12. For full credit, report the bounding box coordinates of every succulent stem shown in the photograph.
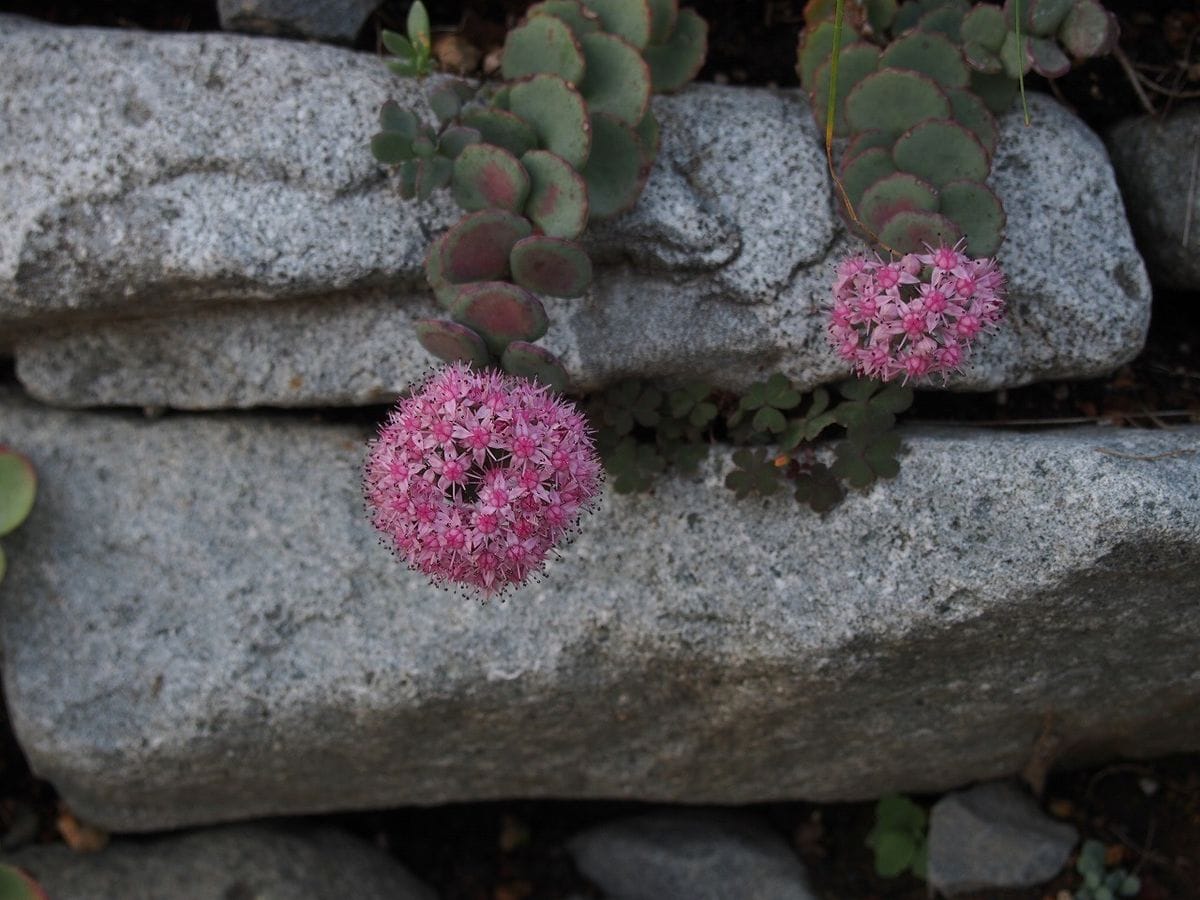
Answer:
[1014,0,1031,125]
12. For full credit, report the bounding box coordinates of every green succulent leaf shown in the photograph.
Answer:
[414,318,493,367]
[372,132,415,165]
[501,14,586,84]
[0,863,48,900]
[580,31,653,126]
[580,0,653,49]
[379,101,419,137]
[500,341,570,392]
[581,112,646,221]
[0,449,37,537]
[460,108,539,158]
[528,0,603,35]
[522,149,590,239]
[382,29,415,61]
[450,281,549,355]
[510,74,592,169]
[644,8,708,93]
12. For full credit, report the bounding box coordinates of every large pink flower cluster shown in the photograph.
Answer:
[828,243,1006,382]
[363,364,602,597]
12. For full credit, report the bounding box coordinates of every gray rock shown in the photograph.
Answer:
[928,781,1078,895]
[2,391,1199,830]
[1107,107,1200,289]
[0,18,1149,406]
[567,811,816,900]
[2,824,435,899]
[218,0,378,43]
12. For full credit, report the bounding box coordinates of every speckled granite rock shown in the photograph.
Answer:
[0,17,1148,406]
[928,781,1078,896]
[2,824,435,899]
[1107,107,1200,290]
[567,811,817,900]
[1,391,1198,830]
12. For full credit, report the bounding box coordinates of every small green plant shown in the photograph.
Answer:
[586,375,910,511]
[866,794,929,880]
[373,0,709,392]
[1074,840,1141,900]
[0,447,37,585]
[381,1,434,78]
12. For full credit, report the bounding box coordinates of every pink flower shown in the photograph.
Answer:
[363,363,602,598]
[826,242,1006,383]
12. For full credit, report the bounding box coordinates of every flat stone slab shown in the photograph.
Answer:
[2,391,1199,830]
[2,824,435,899]
[0,17,1150,406]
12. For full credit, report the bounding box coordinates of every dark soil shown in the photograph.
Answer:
[1,1,1198,898]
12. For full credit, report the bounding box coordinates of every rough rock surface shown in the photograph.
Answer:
[1107,108,1200,290]
[218,0,378,43]
[2,391,1199,830]
[0,17,1149,407]
[567,811,817,900]
[927,781,1078,896]
[2,824,435,899]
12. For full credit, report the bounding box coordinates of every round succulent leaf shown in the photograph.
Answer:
[915,4,965,39]
[452,143,531,213]
[647,0,679,43]
[510,74,592,169]
[580,0,652,49]
[865,0,898,33]
[437,125,482,160]
[379,101,419,137]
[644,8,708,93]
[810,43,882,137]
[890,0,926,33]
[415,318,493,367]
[841,147,898,208]
[522,149,589,238]
[371,132,414,165]
[438,209,533,285]
[501,341,570,392]
[1028,0,1075,35]
[510,235,593,297]
[0,449,36,537]
[963,40,1004,74]
[580,32,652,126]
[796,19,856,90]
[962,4,1007,49]
[450,281,549,355]
[878,209,963,254]
[412,132,436,158]
[893,119,989,187]
[460,108,538,158]
[501,15,586,84]
[1000,31,1032,77]
[528,0,602,34]
[846,129,894,160]
[859,172,939,235]
[879,31,969,88]
[1028,35,1070,77]
[845,69,952,136]
[937,179,1005,256]
[634,109,661,169]
[1059,0,1118,57]
[948,88,998,158]
[970,69,1019,113]
[804,0,837,22]
[490,84,513,110]
[414,156,453,201]
[581,112,646,221]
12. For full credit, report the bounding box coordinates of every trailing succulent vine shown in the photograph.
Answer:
[796,0,1118,256]
[371,0,708,392]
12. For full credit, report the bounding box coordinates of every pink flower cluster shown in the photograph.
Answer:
[363,363,602,597]
[828,243,1006,382]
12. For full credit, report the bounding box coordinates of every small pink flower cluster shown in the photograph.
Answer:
[363,363,602,597]
[828,243,1007,382]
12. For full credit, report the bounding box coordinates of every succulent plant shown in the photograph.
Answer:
[1074,839,1141,900]
[381,0,434,77]
[374,0,708,390]
[866,795,929,880]
[0,447,37,585]
[797,0,1116,257]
